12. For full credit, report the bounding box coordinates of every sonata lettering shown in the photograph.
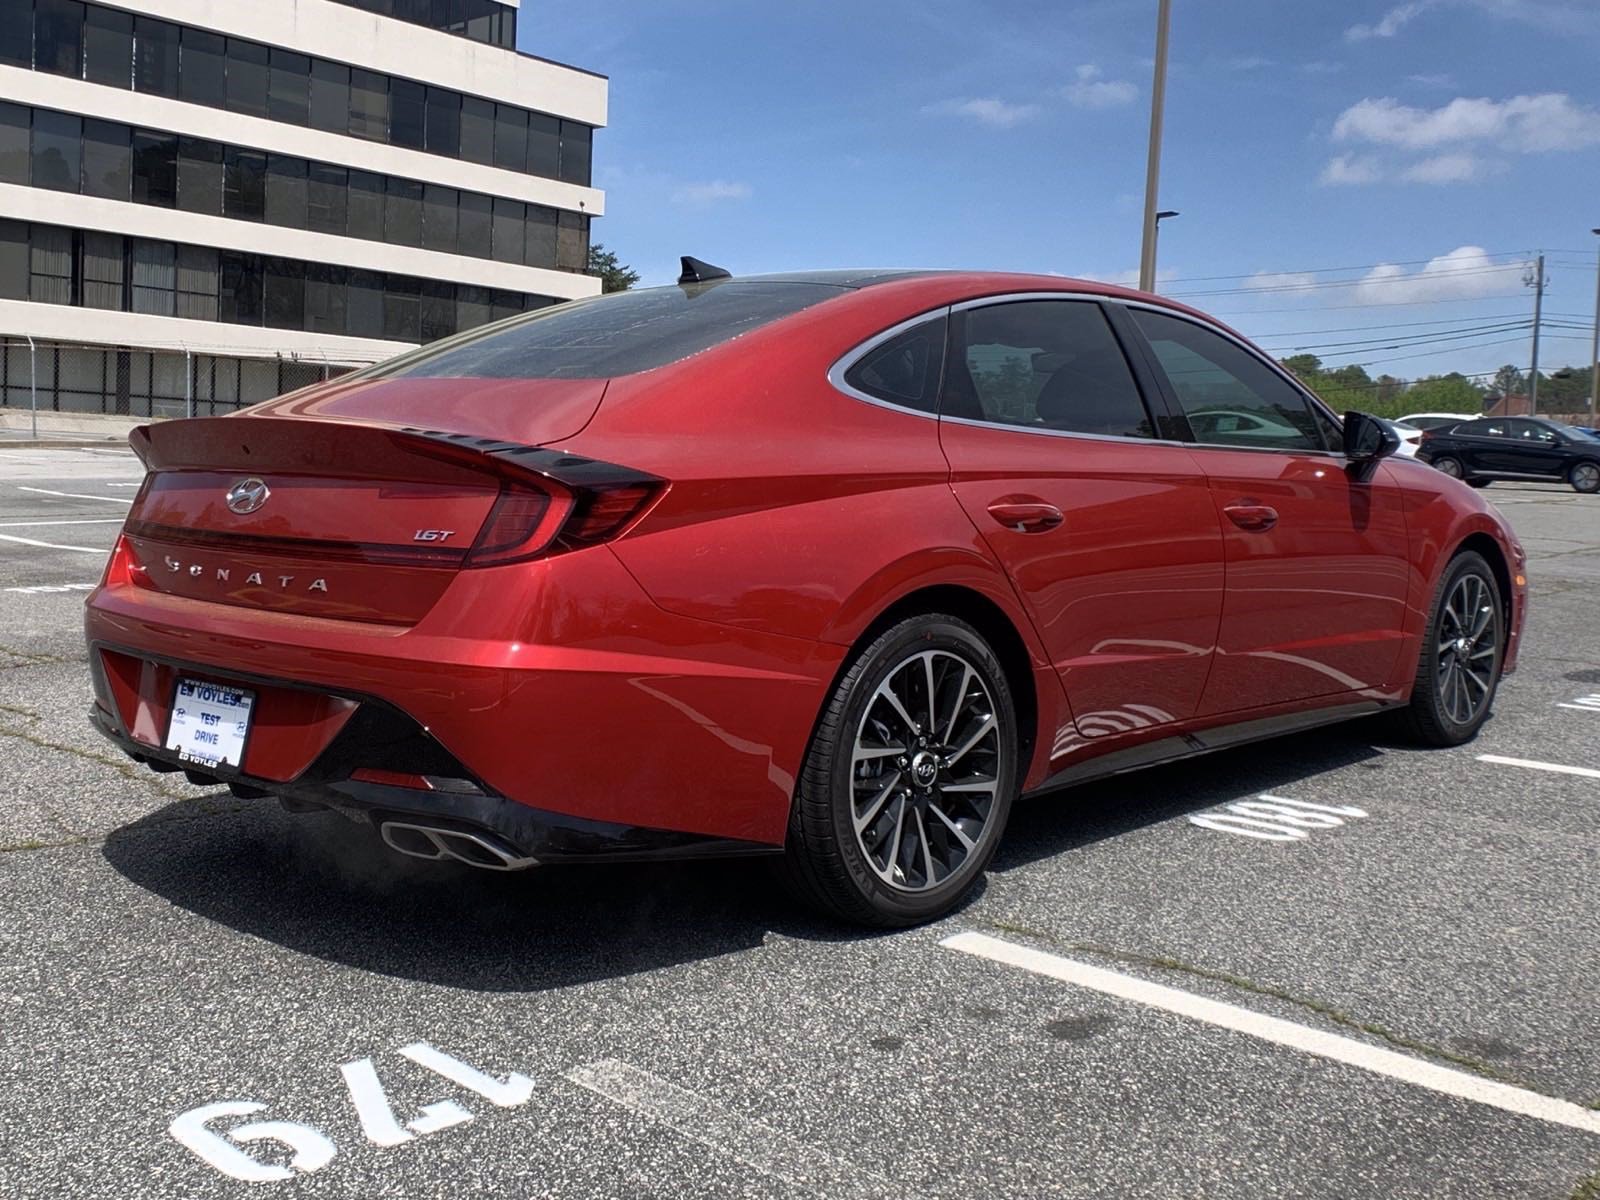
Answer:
[159,561,330,594]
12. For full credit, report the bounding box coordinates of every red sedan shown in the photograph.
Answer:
[85,263,1527,925]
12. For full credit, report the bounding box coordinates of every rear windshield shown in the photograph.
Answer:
[371,281,849,381]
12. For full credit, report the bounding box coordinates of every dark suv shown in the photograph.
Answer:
[1419,416,1600,493]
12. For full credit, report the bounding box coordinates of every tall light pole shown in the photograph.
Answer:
[1150,211,1179,291]
[1137,0,1173,293]
[1526,253,1545,416]
[1589,228,1599,426]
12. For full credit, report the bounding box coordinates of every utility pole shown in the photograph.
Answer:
[1137,0,1173,293]
[1526,253,1545,416]
[1589,229,1599,426]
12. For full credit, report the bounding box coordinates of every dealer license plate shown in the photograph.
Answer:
[165,678,254,769]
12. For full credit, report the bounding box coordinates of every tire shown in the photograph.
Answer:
[1396,550,1504,747]
[782,613,1019,927]
[1466,479,1490,489]
[1432,456,1464,480]
[1569,461,1600,494]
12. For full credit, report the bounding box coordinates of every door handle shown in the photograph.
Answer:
[1223,503,1279,532]
[986,500,1064,533]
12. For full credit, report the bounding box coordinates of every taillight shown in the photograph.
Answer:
[1420,429,1436,441]
[99,533,135,588]
[465,484,566,567]
[463,478,663,567]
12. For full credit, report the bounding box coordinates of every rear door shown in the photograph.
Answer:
[937,296,1225,748]
[1502,419,1568,477]
[1125,307,1412,714]
[1450,418,1511,473]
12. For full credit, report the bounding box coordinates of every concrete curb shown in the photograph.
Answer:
[0,439,133,450]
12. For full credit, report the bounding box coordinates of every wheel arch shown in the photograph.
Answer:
[814,581,1060,790]
[1454,531,1513,628]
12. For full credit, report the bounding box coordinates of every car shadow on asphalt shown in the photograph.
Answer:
[100,797,868,994]
[991,720,1388,873]
[100,720,1393,991]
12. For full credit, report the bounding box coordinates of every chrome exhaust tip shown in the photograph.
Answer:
[379,821,537,871]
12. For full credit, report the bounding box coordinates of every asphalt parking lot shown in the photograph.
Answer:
[2,446,1599,1199]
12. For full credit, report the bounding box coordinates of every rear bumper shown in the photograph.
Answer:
[85,545,840,848]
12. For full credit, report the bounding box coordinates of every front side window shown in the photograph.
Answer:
[1457,419,1506,438]
[841,315,946,414]
[1132,309,1320,451]
[1511,419,1558,444]
[946,300,1152,438]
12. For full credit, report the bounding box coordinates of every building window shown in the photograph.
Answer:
[263,258,305,330]
[420,280,455,342]
[459,97,494,166]
[457,191,491,259]
[131,130,177,206]
[385,176,423,247]
[83,6,132,89]
[219,250,263,325]
[456,284,491,333]
[425,88,459,157]
[494,104,527,173]
[491,197,524,265]
[307,163,348,236]
[527,114,559,179]
[347,269,384,339]
[0,222,29,301]
[383,275,420,341]
[559,122,592,187]
[304,263,347,335]
[348,69,388,141]
[130,238,176,315]
[179,28,225,108]
[35,0,84,79]
[81,230,124,311]
[556,211,588,272]
[223,147,266,221]
[176,245,219,321]
[421,184,458,255]
[525,206,557,269]
[31,110,81,194]
[308,59,350,134]
[225,38,270,119]
[0,104,31,185]
[0,10,31,68]
[81,118,131,201]
[390,78,426,151]
[29,226,74,305]
[268,49,311,125]
[347,170,384,240]
[177,137,223,216]
[133,17,179,98]
[265,155,308,229]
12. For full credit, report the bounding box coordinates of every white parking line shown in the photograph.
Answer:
[15,486,131,503]
[0,532,108,554]
[0,519,125,528]
[4,583,94,594]
[942,931,1600,1137]
[1476,755,1600,780]
[565,1059,887,1197]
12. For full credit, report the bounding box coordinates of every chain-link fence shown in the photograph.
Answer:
[0,338,380,432]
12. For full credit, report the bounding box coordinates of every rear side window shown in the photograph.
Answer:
[1133,310,1321,452]
[372,281,848,380]
[841,314,946,413]
[944,300,1152,438]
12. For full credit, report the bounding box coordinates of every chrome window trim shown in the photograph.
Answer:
[1114,297,1349,459]
[826,290,1165,445]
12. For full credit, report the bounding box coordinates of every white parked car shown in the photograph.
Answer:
[1386,420,1423,458]
[1396,412,1475,432]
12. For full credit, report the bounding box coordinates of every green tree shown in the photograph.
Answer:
[587,244,641,293]
[1403,373,1485,414]
[1492,364,1525,398]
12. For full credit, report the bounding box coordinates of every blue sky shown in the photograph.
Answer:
[530,0,1600,386]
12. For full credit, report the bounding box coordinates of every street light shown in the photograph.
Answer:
[1137,0,1173,292]
[1589,227,1599,425]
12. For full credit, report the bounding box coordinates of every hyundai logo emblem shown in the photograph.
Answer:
[225,477,270,516]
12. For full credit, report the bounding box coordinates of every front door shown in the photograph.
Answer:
[1127,307,1412,714]
[937,297,1225,757]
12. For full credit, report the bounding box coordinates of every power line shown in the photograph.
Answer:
[1159,249,1535,285]
[1326,335,1534,370]
[1255,320,1533,353]
[1169,264,1527,300]
[1204,291,1530,318]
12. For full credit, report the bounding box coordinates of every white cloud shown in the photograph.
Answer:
[1301,61,1345,75]
[1078,267,1176,289]
[1399,152,1489,183]
[671,179,752,205]
[1346,1,1437,40]
[1333,92,1600,152]
[1319,154,1383,185]
[922,97,1040,128]
[1063,65,1138,110]
[1352,246,1526,305]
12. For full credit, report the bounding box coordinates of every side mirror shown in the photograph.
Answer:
[1343,411,1400,463]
